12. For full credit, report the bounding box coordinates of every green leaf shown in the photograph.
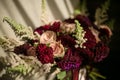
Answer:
[7,64,31,75]
[57,71,66,80]
[89,73,97,80]
[91,71,106,79]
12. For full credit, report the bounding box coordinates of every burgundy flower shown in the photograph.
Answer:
[57,34,76,47]
[50,21,60,32]
[99,28,112,43]
[93,42,110,62]
[83,28,96,48]
[99,28,110,37]
[57,48,82,70]
[76,47,94,63]
[37,44,54,64]
[75,15,92,27]
[14,43,31,55]
[34,25,51,35]
[43,24,51,30]
[26,47,36,57]
[64,15,92,28]
[64,18,75,23]
[34,22,60,35]
[34,26,44,35]
[99,25,112,38]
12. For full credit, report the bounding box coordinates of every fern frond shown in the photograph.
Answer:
[0,52,52,80]
[3,17,35,41]
[95,0,110,25]
[0,36,21,52]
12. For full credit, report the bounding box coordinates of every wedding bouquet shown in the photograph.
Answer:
[0,0,112,80]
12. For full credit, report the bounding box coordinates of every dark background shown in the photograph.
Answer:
[86,0,120,80]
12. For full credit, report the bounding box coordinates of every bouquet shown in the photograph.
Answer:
[0,0,112,80]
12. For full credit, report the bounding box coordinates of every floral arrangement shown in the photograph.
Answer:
[0,0,112,80]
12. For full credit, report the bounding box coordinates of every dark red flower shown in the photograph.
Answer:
[64,15,92,28]
[34,26,45,35]
[34,21,60,35]
[57,34,76,47]
[75,15,92,27]
[76,47,94,63]
[99,28,111,43]
[57,48,82,70]
[14,43,31,55]
[93,42,110,62]
[37,44,54,64]
[26,47,36,57]
[34,24,51,35]
[50,21,60,32]
[43,25,51,30]
[83,28,96,48]
[64,18,75,23]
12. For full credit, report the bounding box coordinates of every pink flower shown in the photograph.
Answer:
[40,31,56,44]
[37,44,54,64]
[50,41,65,58]
[60,22,76,33]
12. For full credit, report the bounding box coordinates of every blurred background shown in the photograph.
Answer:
[86,0,120,80]
[0,0,120,80]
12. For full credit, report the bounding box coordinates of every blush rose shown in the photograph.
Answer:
[61,22,76,33]
[40,31,56,44]
[50,41,65,58]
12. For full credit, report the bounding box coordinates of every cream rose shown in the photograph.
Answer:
[40,31,56,44]
[50,41,65,58]
[61,22,76,33]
